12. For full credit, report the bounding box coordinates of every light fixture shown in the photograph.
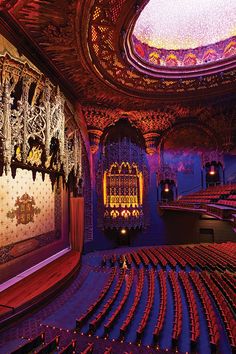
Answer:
[164,183,169,192]
[120,228,127,235]
[209,165,215,175]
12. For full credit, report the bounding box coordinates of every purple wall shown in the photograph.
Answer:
[86,150,236,252]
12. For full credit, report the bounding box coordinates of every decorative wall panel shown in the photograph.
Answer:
[0,169,61,263]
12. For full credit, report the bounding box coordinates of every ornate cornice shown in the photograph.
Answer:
[82,101,236,152]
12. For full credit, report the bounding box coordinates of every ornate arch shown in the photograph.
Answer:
[158,120,219,152]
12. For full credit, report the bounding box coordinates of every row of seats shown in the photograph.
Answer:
[104,269,134,335]
[222,271,236,292]
[200,271,236,350]
[210,272,236,312]
[11,336,131,354]
[227,194,236,200]
[192,244,236,270]
[120,268,144,338]
[153,270,167,341]
[89,270,125,333]
[217,199,236,207]
[76,268,116,328]
[178,271,200,346]
[198,245,230,269]
[90,244,236,350]
[189,271,220,349]
[142,248,158,266]
[180,184,236,199]
[136,269,155,342]
[130,251,141,267]
[136,249,149,267]
[163,184,236,212]
[11,334,71,354]
[148,248,167,268]
[108,242,235,271]
[168,271,182,344]
[171,246,196,268]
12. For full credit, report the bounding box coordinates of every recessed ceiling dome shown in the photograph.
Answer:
[130,0,236,68]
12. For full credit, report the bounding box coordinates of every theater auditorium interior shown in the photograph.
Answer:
[0,1,236,353]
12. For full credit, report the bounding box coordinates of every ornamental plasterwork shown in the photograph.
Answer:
[83,105,177,135]
[0,54,82,181]
[4,0,236,109]
[86,0,236,97]
[83,101,236,155]
[7,193,41,225]
[0,0,18,10]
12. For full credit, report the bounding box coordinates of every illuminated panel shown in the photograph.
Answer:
[133,0,236,50]
[103,162,143,210]
[103,171,107,205]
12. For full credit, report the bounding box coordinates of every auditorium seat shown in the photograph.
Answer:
[59,340,77,354]
[10,333,45,354]
[153,270,167,342]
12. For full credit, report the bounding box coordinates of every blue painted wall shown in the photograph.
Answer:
[84,151,236,253]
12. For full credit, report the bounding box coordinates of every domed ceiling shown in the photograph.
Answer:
[131,0,236,67]
[2,0,236,108]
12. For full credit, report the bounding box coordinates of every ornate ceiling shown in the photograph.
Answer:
[0,0,236,156]
[131,0,236,69]
[133,0,236,51]
[0,0,235,111]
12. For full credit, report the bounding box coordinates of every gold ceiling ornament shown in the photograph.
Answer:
[0,54,82,181]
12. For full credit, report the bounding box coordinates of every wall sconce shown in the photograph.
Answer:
[164,183,169,192]
[209,165,215,175]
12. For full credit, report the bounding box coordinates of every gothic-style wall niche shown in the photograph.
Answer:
[96,119,148,231]
[158,123,219,196]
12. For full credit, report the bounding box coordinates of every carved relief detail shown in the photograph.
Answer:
[0,54,82,181]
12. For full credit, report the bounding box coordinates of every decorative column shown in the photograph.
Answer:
[88,128,103,154]
[143,132,160,155]
[2,82,12,175]
[21,77,31,163]
[43,80,52,161]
